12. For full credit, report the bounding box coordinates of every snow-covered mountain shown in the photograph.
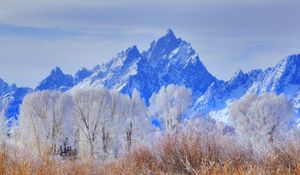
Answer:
[35,66,99,92]
[71,29,217,103]
[195,54,300,120]
[247,54,300,96]
[71,46,143,92]
[194,69,261,114]
[1,29,300,123]
[35,67,74,91]
[248,54,300,114]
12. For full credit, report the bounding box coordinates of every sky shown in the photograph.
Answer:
[0,0,300,87]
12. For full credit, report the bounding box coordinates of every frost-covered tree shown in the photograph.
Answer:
[73,88,151,159]
[0,111,7,145]
[16,87,151,160]
[72,88,111,158]
[229,93,295,157]
[149,84,192,132]
[125,90,150,152]
[102,90,151,158]
[105,92,126,158]
[19,91,74,156]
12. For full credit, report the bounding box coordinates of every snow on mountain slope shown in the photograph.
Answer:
[248,54,300,115]
[0,79,17,97]
[71,45,142,93]
[0,79,32,125]
[0,79,16,112]
[2,87,32,126]
[194,69,262,114]
[72,29,217,103]
[196,54,300,120]
[247,54,300,96]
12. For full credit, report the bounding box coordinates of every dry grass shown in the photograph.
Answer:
[0,144,104,175]
[104,133,300,175]
[1,133,300,175]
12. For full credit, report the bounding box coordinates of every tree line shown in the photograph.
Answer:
[0,84,298,161]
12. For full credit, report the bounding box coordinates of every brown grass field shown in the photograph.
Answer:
[1,133,300,175]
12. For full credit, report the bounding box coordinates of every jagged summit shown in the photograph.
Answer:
[145,29,182,60]
[74,67,93,84]
[51,66,64,74]
[244,54,300,94]
[125,45,140,56]
[72,29,217,102]
[102,45,142,71]
[166,28,175,36]
[112,45,141,66]
[35,66,74,91]
[273,54,300,76]
[232,69,243,77]
[281,54,300,65]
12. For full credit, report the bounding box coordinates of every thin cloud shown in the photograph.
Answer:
[0,0,299,87]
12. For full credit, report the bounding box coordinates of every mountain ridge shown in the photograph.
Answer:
[0,29,299,122]
[195,54,300,120]
[71,29,217,103]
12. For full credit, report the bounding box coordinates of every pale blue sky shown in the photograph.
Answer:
[0,0,300,87]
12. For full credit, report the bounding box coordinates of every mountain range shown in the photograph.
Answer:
[0,29,299,123]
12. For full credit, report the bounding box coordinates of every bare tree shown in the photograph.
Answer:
[17,87,152,160]
[149,84,192,132]
[126,89,150,152]
[19,91,73,157]
[72,88,111,158]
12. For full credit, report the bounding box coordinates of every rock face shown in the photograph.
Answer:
[2,29,300,123]
[0,79,32,125]
[72,29,217,103]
